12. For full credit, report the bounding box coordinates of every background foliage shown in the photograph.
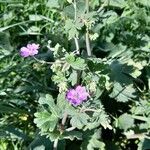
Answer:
[0,0,150,149]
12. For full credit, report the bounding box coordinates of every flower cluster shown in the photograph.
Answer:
[20,43,39,57]
[66,85,89,106]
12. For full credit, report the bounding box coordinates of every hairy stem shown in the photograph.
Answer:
[74,37,80,54]
[85,31,91,56]
[74,0,77,21]
[33,56,65,65]
[80,108,98,113]
[73,0,80,54]
[97,0,109,12]
[33,56,54,64]
[61,112,68,126]
[85,0,91,56]
[85,0,89,13]
[53,94,69,149]
[126,132,150,140]
[53,139,58,150]
[66,126,76,132]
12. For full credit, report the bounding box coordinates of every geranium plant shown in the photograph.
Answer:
[1,0,150,149]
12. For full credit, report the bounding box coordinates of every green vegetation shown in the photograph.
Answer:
[0,0,150,149]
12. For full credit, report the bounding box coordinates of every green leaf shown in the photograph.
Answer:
[90,0,100,8]
[76,2,86,15]
[63,5,74,18]
[102,11,118,25]
[34,111,58,132]
[47,0,59,8]
[110,82,136,102]
[68,70,78,86]
[29,15,43,21]
[63,2,85,19]
[81,129,105,150]
[39,94,59,117]
[107,0,126,8]
[138,138,150,150]
[38,130,60,141]
[39,94,54,106]
[107,43,127,58]
[65,53,86,70]
[65,53,75,63]
[70,58,86,70]
[64,19,79,39]
[47,114,59,132]
[67,0,72,3]
[0,21,30,32]
[70,113,89,129]
[56,93,71,116]
[0,125,30,141]
[64,19,74,31]
[68,27,78,39]
[146,66,150,90]
[0,103,28,114]
[137,0,150,7]
[85,109,111,130]
[87,58,109,72]
[52,71,67,84]
[28,134,53,150]
[66,106,78,116]
[0,32,13,51]
[61,131,82,140]
[117,113,134,131]
[57,140,66,150]
[3,12,13,21]
[110,60,133,84]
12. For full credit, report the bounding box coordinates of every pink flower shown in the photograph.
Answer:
[66,85,89,106]
[20,47,31,57]
[20,43,39,57]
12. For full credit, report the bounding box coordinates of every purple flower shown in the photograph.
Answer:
[20,43,39,57]
[66,85,89,106]
[20,47,31,57]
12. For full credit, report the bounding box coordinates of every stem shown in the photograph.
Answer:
[97,0,109,13]
[53,139,58,150]
[33,56,54,65]
[85,31,91,56]
[82,108,97,112]
[66,126,76,132]
[74,37,80,54]
[33,56,65,65]
[132,115,148,122]
[85,0,89,13]
[126,132,150,140]
[61,112,68,126]
[53,106,68,149]
[73,0,80,54]
[74,0,77,21]
[85,0,91,56]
